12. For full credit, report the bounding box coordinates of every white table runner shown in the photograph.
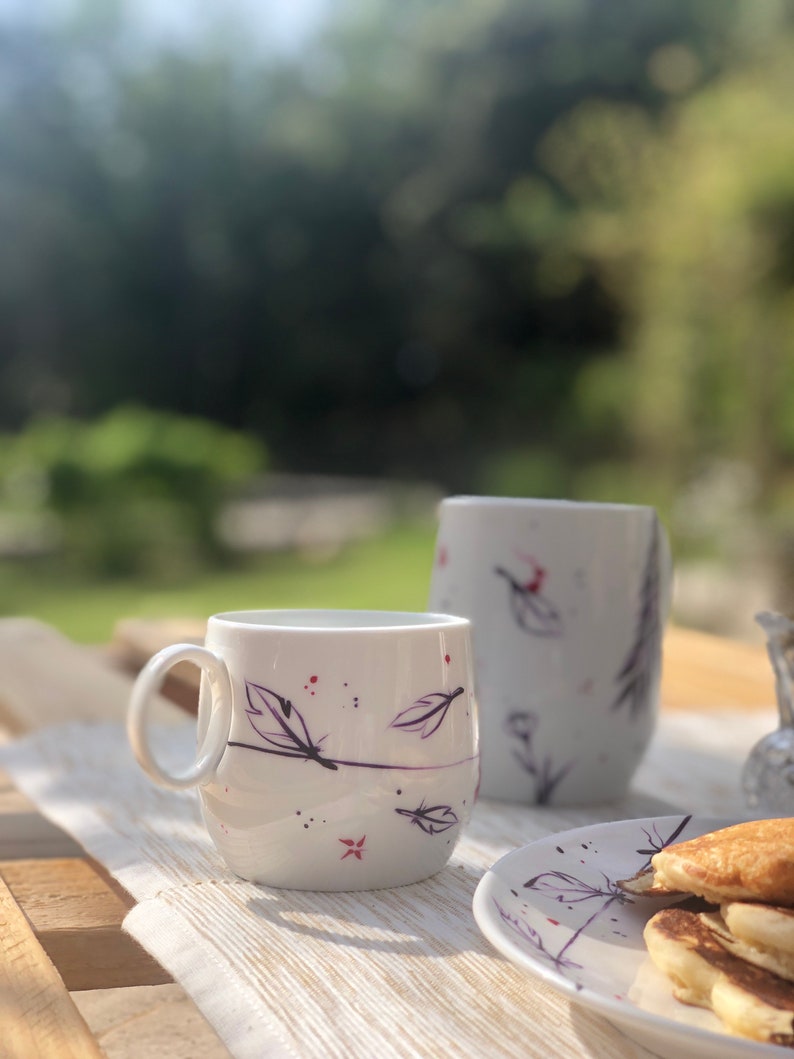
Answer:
[0,709,774,1059]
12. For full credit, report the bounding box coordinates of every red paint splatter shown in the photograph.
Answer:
[437,545,448,567]
[310,675,318,683]
[444,653,451,664]
[339,836,366,860]
[547,918,559,926]
[525,567,546,593]
[515,551,546,593]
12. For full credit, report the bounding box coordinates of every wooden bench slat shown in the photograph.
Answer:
[0,873,105,1057]
[0,858,171,992]
[0,811,84,861]
[661,625,773,709]
[111,617,204,714]
[0,618,186,735]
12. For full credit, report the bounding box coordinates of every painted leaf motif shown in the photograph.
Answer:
[494,567,563,638]
[524,870,623,904]
[245,683,300,742]
[510,589,563,638]
[612,521,662,719]
[252,728,305,752]
[389,686,464,738]
[244,681,337,770]
[395,802,459,834]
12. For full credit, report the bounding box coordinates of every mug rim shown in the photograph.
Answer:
[208,609,470,632]
[440,495,655,513]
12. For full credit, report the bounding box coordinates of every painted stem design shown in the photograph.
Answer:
[504,711,574,804]
[226,740,478,772]
[232,680,476,771]
[502,816,695,977]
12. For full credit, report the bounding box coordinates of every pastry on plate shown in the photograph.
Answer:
[702,903,794,984]
[619,818,794,906]
[644,906,794,1045]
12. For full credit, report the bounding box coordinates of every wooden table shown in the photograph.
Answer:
[0,620,228,1058]
[0,618,776,1058]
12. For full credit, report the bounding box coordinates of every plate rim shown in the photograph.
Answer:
[472,814,784,1057]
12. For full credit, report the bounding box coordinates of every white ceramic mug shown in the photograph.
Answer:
[128,609,479,890]
[428,498,672,805]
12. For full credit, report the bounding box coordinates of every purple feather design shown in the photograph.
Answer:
[389,687,465,738]
[395,800,459,834]
[244,681,338,770]
[228,681,478,772]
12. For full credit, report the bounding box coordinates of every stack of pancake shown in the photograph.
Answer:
[619,818,794,1045]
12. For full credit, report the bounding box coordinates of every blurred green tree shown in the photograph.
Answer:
[534,29,794,528]
[0,407,266,577]
[0,0,791,498]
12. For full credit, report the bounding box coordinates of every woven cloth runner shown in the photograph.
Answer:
[0,709,773,1059]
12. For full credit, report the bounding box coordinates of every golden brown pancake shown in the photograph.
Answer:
[648,819,794,906]
[702,904,794,984]
[726,903,794,956]
[644,906,794,1044]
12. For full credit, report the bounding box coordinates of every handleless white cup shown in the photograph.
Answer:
[428,498,671,805]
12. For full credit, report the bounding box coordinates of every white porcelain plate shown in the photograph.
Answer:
[473,815,785,1059]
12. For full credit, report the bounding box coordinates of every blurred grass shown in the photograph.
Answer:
[0,523,438,644]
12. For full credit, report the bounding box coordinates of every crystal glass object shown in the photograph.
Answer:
[742,610,794,813]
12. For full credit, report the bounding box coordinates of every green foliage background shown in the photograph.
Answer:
[1,408,265,577]
[2,0,794,625]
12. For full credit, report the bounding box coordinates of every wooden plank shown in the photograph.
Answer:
[73,983,233,1059]
[111,617,204,714]
[661,625,773,710]
[0,873,104,1057]
[0,618,185,735]
[0,620,221,1052]
[112,617,206,666]
[0,624,174,993]
[0,812,83,860]
[0,858,171,991]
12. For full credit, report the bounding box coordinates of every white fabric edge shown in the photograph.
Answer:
[124,898,299,1059]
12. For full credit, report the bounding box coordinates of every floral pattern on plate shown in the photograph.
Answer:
[473,815,785,1059]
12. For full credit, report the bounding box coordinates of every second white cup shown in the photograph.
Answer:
[428,497,672,805]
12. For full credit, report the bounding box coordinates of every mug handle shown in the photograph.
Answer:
[127,643,233,790]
